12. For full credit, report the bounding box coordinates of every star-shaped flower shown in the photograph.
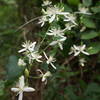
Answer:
[38,16,48,27]
[46,27,64,37]
[42,5,69,23]
[64,14,77,25]
[37,69,52,84]
[18,41,36,53]
[43,52,56,69]
[69,44,89,56]
[49,36,67,50]
[11,76,35,100]
[64,23,76,31]
[76,6,92,15]
[27,51,42,64]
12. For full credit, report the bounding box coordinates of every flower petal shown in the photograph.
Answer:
[59,36,67,41]
[73,45,79,50]
[18,92,23,100]
[42,76,46,82]
[58,42,63,50]
[46,32,54,36]
[19,76,25,89]
[82,51,89,55]
[24,87,35,92]
[11,88,19,92]
[49,15,56,23]
[74,51,80,56]
[50,63,56,69]
[49,41,57,46]
[43,52,48,60]
[18,48,26,53]
[81,45,86,50]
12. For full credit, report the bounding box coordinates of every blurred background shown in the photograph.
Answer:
[0,0,100,100]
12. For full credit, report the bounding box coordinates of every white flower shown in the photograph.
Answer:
[76,6,92,15]
[80,26,86,32]
[69,44,89,56]
[18,58,26,67]
[11,76,35,100]
[79,58,86,67]
[19,41,42,63]
[43,52,56,69]
[42,5,69,23]
[18,41,36,53]
[46,27,64,37]
[64,23,76,31]
[42,0,52,6]
[49,36,67,50]
[27,51,42,63]
[37,69,52,84]
[64,14,77,25]
[38,16,48,27]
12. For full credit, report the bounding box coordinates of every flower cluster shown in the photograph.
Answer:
[11,0,92,100]
[18,41,42,64]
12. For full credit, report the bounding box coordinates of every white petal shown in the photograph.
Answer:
[43,52,48,60]
[49,41,57,46]
[50,63,56,69]
[41,22,44,27]
[42,76,46,82]
[30,42,36,48]
[74,51,80,56]
[71,20,77,25]
[24,87,35,92]
[64,19,70,22]
[73,45,79,50]
[81,51,89,55]
[69,51,73,55]
[18,92,23,100]
[49,15,56,23]
[38,55,42,58]
[18,48,26,53]
[11,88,19,92]
[46,32,54,36]
[59,37,67,42]
[58,12,70,15]
[81,45,86,50]
[36,59,43,62]
[19,76,25,89]
[44,71,52,77]
[58,42,63,50]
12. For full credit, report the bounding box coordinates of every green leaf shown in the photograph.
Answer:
[65,86,79,100]
[91,6,100,13]
[67,0,80,6]
[83,0,92,7]
[87,42,100,54]
[81,31,98,40]
[0,81,5,96]
[6,55,24,81]
[81,17,96,28]
[85,83,100,95]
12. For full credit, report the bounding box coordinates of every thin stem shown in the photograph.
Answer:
[16,16,43,32]
[40,34,47,47]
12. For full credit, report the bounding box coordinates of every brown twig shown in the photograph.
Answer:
[62,55,75,66]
